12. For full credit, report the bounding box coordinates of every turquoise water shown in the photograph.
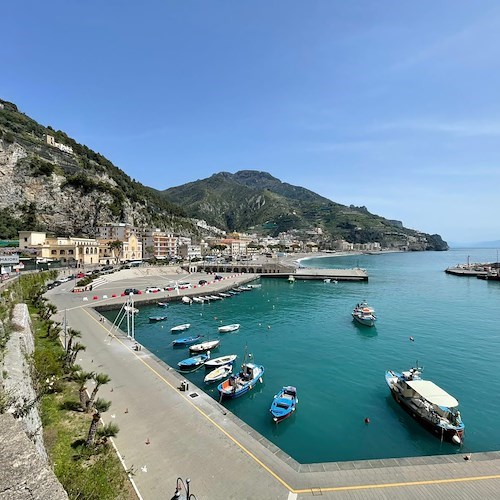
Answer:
[105,249,500,463]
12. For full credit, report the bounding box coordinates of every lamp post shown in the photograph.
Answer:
[171,477,197,500]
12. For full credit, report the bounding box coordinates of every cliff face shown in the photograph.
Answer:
[0,141,117,235]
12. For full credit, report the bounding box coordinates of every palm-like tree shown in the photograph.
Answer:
[69,342,86,367]
[86,373,111,412]
[41,302,57,321]
[85,398,111,447]
[65,328,82,362]
[109,240,123,264]
[46,319,61,340]
[96,422,119,446]
[73,371,94,410]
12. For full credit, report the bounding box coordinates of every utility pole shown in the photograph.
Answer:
[64,308,68,350]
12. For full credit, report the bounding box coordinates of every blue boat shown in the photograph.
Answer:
[172,335,202,347]
[217,362,264,399]
[177,353,209,371]
[270,386,298,423]
[148,315,167,322]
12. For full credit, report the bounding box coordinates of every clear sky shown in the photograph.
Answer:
[2,1,500,244]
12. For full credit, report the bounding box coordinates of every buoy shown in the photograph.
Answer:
[364,417,370,424]
[409,336,414,341]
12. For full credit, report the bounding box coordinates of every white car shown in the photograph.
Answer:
[145,286,162,293]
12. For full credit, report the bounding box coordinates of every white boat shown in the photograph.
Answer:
[323,278,331,283]
[218,323,240,333]
[204,364,233,384]
[204,354,237,368]
[247,284,262,289]
[385,366,465,445]
[218,292,231,298]
[171,323,191,333]
[182,296,192,304]
[192,296,205,303]
[124,305,139,314]
[208,295,223,300]
[352,301,377,327]
[189,339,220,353]
[288,275,295,283]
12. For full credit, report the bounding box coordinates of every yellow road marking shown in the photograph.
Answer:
[81,308,500,496]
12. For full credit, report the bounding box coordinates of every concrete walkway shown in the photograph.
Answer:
[48,269,500,499]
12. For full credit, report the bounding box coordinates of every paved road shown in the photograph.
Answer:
[48,269,500,499]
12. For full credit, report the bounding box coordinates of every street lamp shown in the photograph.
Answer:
[171,477,197,500]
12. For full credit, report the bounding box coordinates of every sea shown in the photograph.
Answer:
[104,248,500,463]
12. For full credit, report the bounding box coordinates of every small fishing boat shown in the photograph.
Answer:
[182,296,192,304]
[189,339,220,354]
[171,323,191,333]
[124,305,139,314]
[237,286,252,291]
[148,315,167,322]
[204,354,237,369]
[228,290,240,295]
[192,296,205,303]
[204,364,233,383]
[385,365,465,445]
[218,323,240,333]
[288,275,295,283]
[218,292,231,298]
[172,335,202,347]
[247,284,262,289]
[323,278,331,283]
[178,353,209,371]
[270,386,298,423]
[352,301,377,327]
[218,361,265,399]
[157,302,168,308]
[208,295,223,300]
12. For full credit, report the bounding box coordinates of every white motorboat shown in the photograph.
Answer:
[189,339,220,353]
[204,364,233,384]
[288,275,295,283]
[352,301,377,327]
[171,323,191,333]
[218,323,240,333]
[124,305,139,314]
[204,354,237,369]
[192,296,205,303]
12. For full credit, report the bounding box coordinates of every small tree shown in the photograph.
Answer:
[69,342,86,367]
[73,371,94,410]
[86,373,111,412]
[85,398,111,447]
[96,422,119,446]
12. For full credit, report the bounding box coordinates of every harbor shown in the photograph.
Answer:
[46,248,500,498]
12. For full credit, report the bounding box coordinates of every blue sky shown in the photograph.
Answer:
[2,1,500,243]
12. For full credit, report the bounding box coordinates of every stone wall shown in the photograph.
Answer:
[2,304,46,459]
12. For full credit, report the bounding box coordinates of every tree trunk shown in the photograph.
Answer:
[85,411,101,447]
[79,387,89,411]
[86,385,100,412]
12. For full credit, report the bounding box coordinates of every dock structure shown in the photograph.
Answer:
[265,267,368,281]
[197,261,368,281]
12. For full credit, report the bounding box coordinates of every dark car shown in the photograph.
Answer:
[198,279,208,285]
[214,275,223,281]
[124,288,141,295]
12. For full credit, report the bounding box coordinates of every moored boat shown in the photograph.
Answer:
[352,301,377,327]
[172,335,202,347]
[178,353,209,370]
[204,364,233,383]
[288,275,295,283]
[204,354,237,369]
[157,302,168,308]
[182,296,192,304]
[218,323,240,333]
[270,386,298,423]
[385,366,464,445]
[192,296,205,303]
[217,362,265,399]
[148,315,167,322]
[171,323,191,333]
[189,339,220,354]
[124,305,139,314]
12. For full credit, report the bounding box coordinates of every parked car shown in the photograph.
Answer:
[124,288,141,295]
[145,286,162,293]
[198,279,208,285]
[214,275,223,281]
[76,272,85,278]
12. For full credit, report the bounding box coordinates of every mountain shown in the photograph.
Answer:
[0,98,193,238]
[163,171,448,250]
[0,98,447,251]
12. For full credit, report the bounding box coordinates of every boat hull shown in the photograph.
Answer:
[218,366,265,399]
[352,314,376,327]
[385,372,464,445]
